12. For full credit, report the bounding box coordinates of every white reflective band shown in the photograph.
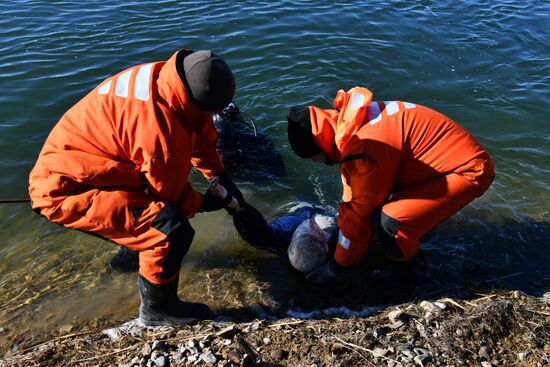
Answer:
[404,102,416,109]
[350,92,365,110]
[386,101,399,116]
[338,232,350,250]
[115,69,133,98]
[134,64,153,101]
[368,102,382,125]
[97,80,112,95]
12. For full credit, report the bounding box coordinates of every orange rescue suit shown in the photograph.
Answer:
[309,87,495,267]
[28,50,225,284]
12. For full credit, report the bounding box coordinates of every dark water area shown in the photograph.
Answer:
[0,0,549,350]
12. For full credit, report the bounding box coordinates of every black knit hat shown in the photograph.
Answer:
[183,50,235,111]
[287,105,322,158]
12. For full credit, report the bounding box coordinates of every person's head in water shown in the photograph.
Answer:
[287,105,333,166]
[287,219,329,273]
[213,105,241,160]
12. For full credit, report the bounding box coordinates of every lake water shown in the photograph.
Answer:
[0,0,549,351]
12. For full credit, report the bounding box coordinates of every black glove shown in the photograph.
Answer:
[232,202,273,249]
[305,258,345,285]
[199,189,233,213]
[218,171,245,206]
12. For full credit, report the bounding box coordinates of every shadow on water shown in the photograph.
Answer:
[197,212,550,322]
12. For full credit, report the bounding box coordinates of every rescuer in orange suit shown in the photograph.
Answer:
[28,49,245,326]
[287,87,495,284]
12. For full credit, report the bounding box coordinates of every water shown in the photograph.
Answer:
[1,0,549,351]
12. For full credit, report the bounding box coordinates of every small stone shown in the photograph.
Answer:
[263,337,271,345]
[103,327,122,341]
[518,352,528,361]
[542,291,550,303]
[401,349,415,359]
[200,351,217,365]
[227,349,242,364]
[223,339,232,346]
[199,339,210,349]
[242,322,260,333]
[481,362,492,367]
[187,339,196,348]
[414,347,429,356]
[215,325,238,339]
[414,353,431,365]
[150,351,168,367]
[420,301,441,314]
[187,355,197,363]
[59,324,73,334]
[390,320,404,329]
[434,301,447,310]
[478,346,491,360]
[270,349,286,360]
[152,340,166,351]
[388,310,405,323]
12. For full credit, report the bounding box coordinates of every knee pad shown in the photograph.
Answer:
[372,210,404,259]
[151,203,195,279]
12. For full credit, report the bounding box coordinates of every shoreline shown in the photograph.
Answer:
[1,290,548,366]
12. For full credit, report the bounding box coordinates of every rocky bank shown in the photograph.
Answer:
[1,290,548,367]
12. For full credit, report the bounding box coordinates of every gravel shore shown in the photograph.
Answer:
[1,290,548,366]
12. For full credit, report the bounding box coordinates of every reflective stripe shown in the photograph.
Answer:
[368,102,382,125]
[386,101,399,116]
[97,80,112,95]
[350,92,365,110]
[115,69,133,98]
[338,231,350,249]
[404,102,416,109]
[134,63,153,101]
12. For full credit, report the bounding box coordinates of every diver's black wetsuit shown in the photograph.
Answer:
[214,102,286,179]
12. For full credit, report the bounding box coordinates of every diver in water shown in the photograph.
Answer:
[213,102,286,179]
[109,102,287,272]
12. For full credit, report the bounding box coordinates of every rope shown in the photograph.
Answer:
[0,199,31,204]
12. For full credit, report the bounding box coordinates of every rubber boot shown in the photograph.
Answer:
[138,274,213,327]
[109,246,139,273]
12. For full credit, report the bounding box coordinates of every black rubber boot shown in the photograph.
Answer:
[138,274,213,327]
[109,246,139,273]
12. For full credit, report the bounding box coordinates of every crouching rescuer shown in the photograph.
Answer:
[287,87,495,284]
[28,49,245,326]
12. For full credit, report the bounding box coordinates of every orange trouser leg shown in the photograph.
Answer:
[380,172,489,261]
[39,189,194,285]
